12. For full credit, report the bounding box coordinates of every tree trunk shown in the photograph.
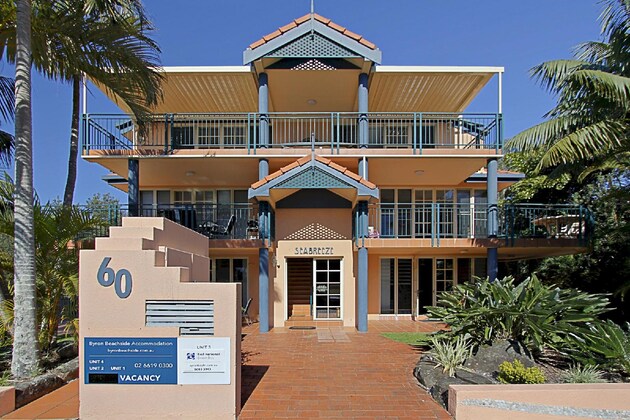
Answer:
[63,77,80,207]
[12,0,39,379]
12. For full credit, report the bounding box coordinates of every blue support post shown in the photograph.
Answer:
[358,73,369,149]
[258,246,269,333]
[128,159,139,217]
[358,157,368,180]
[487,158,499,281]
[357,200,369,332]
[257,158,270,333]
[258,73,269,149]
[259,158,269,181]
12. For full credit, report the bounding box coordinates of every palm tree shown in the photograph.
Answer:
[1,0,160,379]
[507,0,630,178]
[0,0,162,206]
[12,0,38,379]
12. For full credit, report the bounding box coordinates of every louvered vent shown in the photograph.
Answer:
[146,300,214,336]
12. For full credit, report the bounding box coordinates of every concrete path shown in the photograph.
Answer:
[3,320,449,419]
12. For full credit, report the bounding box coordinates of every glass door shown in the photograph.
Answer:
[380,258,412,315]
[313,259,342,320]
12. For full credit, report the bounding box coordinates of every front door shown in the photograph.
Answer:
[313,259,342,320]
[380,258,412,315]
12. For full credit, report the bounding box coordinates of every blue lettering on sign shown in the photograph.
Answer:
[84,337,177,385]
[97,258,133,299]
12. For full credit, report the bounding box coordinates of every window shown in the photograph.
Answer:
[223,126,246,147]
[414,190,433,238]
[210,258,248,304]
[198,127,220,147]
[385,125,408,147]
[436,190,455,237]
[435,258,454,295]
[172,126,194,149]
[173,191,192,205]
[415,123,435,148]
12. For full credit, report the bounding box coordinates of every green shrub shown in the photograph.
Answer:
[561,365,606,383]
[428,335,472,377]
[568,320,630,375]
[497,360,545,384]
[426,275,610,352]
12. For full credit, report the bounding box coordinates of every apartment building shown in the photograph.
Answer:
[81,13,590,332]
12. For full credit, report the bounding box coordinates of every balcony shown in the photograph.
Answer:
[83,204,270,241]
[357,203,593,247]
[81,112,502,154]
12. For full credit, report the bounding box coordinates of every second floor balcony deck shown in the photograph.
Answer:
[82,202,591,249]
[82,112,502,155]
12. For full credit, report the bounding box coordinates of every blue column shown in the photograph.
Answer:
[258,73,269,148]
[257,157,270,333]
[357,200,369,332]
[128,159,139,217]
[487,158,498,282]
[358,157,368,179]
[258,247,269,333]
[358,73,369,148]
[259,158,269,181]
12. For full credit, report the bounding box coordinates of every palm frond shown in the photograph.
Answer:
[599,0,630,38]
[577,151,630,181]
[530,59,589,94]
[506,114,595,152]
[0,76,14,122]
[565,69,630,108]
[537,119,626,169]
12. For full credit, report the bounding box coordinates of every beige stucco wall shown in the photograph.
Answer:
[274,240,355,328]
[80,218,241,419]
[449,384,630,420]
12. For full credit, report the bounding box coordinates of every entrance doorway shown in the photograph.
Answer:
[286,258,313,320]
[380,258,412,315]
[286,258,343,321]
[313,259,342,320]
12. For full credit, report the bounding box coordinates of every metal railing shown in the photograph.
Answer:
[359,203,592,247]
[83,204,265,240]
[81,112,502,154]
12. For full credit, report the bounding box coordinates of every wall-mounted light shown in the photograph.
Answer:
[414,170,425,176]
[185,171,196,177]
[306,99,317,106]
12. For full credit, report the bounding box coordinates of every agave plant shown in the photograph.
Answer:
[426,275,611,352]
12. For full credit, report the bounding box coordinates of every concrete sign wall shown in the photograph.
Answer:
[79,217,241,419]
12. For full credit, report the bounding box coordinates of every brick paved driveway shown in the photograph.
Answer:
[240,320,451,419]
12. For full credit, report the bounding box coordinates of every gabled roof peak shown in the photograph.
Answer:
[248,13,377,51]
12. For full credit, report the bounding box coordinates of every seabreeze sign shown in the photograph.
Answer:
[84,338,177,385]
[294,246,334,256]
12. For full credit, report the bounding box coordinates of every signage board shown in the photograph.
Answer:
[294,246,334,256]
[177,337,231,385]
[84,338,178,385]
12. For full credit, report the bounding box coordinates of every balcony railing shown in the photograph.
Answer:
[357,203,593,246]
[81,112,502,154]
[83,204,269,241]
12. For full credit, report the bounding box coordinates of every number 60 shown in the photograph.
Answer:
[97,257,132,299]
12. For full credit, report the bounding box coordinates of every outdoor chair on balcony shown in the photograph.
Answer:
[200,215,236,238]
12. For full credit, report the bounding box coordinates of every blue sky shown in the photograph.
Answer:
[0,0,602,203]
